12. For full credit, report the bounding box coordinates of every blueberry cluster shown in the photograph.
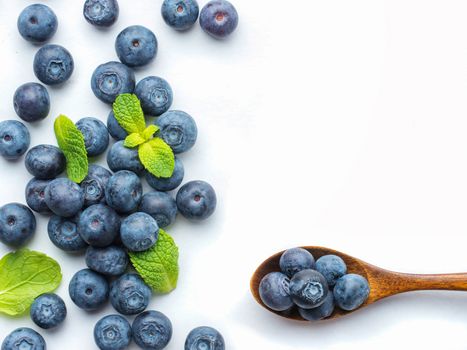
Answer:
[259,248,370,321]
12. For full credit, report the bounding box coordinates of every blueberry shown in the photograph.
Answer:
[315,254,347,287]
[0,203,36,247]
[155,110,197,153]
[145,157,184,192]
[185,326,225,350]
[132,311,172,350]
[33,44,74,85]
[176,180,216,220]
[94,314,132,350]
[107,140,144,175]
[107,110,128,140]
[17,4,58,43]
[139,191,177,228]
[25,178,52,214]
[1,328,46,350]
[162,0,199,31]
[84,0,119,27]
[121,212,159,252]
[78,204,120,247]
[110,273,151,315]
[200,0,238,39]
[258,272,293,312]
[91,61,135,104]
[30,293,67,329]
[279,248,315,278]
[0,120,30,160]
[135,76,173,116]
[69,268,109,310]
[44,178,84,217]
[115,25,158,68]
[105,170,142,213]
[333,274,370,311]
[13,83,50,123]
[76,117,110,157]
[81,164,113,207]
[298,292,335,321]
[48,213,88,252]
[86,245,128,276]
[289,269,329,309]
[25,144,66,179]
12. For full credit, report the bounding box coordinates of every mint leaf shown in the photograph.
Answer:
[129,229,179,294]
[138,138,175,178]
[125,133,146,148]
[0,249,62,316]
[142,124,159,140]
[113,94,146,134]
[54,114,88,183]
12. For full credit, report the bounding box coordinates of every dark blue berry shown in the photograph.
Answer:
[76,117,110,157]
[162,0,199,31]
[84,0,119,27]
[315,254,347,287]
[185,326,225,350]
[1,328,46,350]
[145,157,184,192]
[259,272,293,312]
[110,273,151,315]
[25,144,66,179]
[69,269,109,310]
[132,311,172,350]
[155,110,197,153]
[0,203,36,247]
[298,292,335,321]
[17,4,57,43]
[139,191,177,228]
[289,269,329,309]
[81,164,112,207]
[279,248,315,278]
[25,178,52,214]
[200,0,238,39]
[94,314,132,350]
[176,180,216,220]
[78,204,120,247]
[135,76,173,116]
[91,61,135,104]
[106,140,144,175]
[105,170,142,213]
[33,44,74,85]
[85,245,128,276]
[13,83,50,123]
[48,213,88,252]
[333,274,370,311]
[115,25,157,67]
[120,212,159,252]
[30,293,67,329]
[0,120,30,160]
[44,178,84,217]
[107,110,128,140]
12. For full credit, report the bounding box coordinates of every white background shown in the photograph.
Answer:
[1,0,467,349]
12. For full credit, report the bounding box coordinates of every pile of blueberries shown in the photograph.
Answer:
[0,0,237,349]
[259,248,370,321]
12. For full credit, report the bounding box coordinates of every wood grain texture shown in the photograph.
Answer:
[250,246,467,321]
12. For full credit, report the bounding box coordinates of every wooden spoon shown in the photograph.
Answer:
[250,246,467,321]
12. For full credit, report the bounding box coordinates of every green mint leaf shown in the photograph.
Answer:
[54,114,88,183]
[138,138,175,178]
[124,133,146,148]
[142,124,159,141]
[0,249,62,316]
[129,229,179,294]
[112,94,146,134]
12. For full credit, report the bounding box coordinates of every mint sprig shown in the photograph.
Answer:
[113,94,175,178]
[54,114,88,183]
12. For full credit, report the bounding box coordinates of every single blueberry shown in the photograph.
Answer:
[44,178,84,217]
[69,268,109,310]
[0,203,36,247]
[1,328,46,350]
[25,144,66,179]
[176,180,216,220]
[110,273,151,315]
[333,274,370,311]
[120,212,159,252]
[162,0,199,31]
[86,245,128,276]
[94,314,132,350]
[76,117,110,157]
[30,293,67,329]
[289,269,329,309]
[298,292,335,321]
[279,248,315,278]
[155,110,197,153]
[105,170,143,213]
[315,254,347,287]
[139,191,177,228]
[0,120,30,160]
[84,0,119,27]
[132,310,172,350]
[135,76,173,116]
[259,272,293,312]
[145,157,184,192]
[78,204,120,247]
[48,213,87,252]
[13,83,50,123]
[25,178,53,214]
[107,140,144,175]
[115,25,158,68]
[199,0,238,39]
[107,110,128,140]
[81,164,113,207]
[33,44,74,85]
[185,326,225,350]
[17,4,58,43]
[91,61,135,104]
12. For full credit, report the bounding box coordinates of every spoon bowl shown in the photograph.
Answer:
[250,246,467,321]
